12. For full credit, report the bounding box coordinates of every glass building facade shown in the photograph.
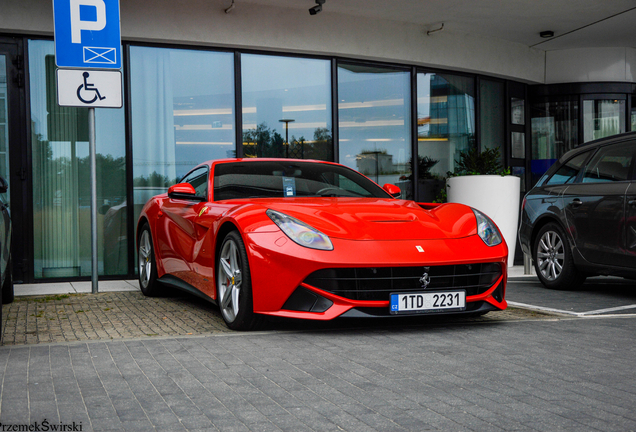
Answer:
[8,39,629,280]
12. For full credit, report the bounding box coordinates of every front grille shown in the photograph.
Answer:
[304,263,502,301]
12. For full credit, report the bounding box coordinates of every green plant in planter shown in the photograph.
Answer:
[449,147,510,177]
[433,147,510,203]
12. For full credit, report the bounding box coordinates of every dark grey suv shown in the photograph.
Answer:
[519,132,636,289]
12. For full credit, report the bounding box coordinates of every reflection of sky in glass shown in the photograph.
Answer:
[241,54,331,146]
[130,46,235,181]
[337,65,411,189]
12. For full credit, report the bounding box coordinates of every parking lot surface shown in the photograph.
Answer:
[0,274,635,431]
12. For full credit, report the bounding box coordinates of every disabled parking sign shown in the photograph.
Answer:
[56,69,122,108]
[53,0,122,69]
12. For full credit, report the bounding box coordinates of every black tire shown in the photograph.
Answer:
[216,231,262,331]
[533,222,586,290]
[137,223,161,296]
[1,255,13,304]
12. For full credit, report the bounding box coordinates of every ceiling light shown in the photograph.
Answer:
[539,31,554,38]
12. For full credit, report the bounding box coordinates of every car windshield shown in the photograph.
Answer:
[213,161,392,200]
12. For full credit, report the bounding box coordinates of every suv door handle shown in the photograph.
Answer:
[571,198,582,207]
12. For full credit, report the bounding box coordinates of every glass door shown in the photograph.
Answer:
[583,96,626,143]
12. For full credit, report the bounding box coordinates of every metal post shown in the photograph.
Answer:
[89,107,99,293]
[523,253,535,275]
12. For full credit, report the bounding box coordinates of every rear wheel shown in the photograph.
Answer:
[216,231,261,330]
[533,222,586,290]
[138,224,161,296]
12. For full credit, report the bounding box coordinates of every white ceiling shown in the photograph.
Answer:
[239,0,636,51]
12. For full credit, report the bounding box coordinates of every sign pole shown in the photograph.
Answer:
[89,107,98,294]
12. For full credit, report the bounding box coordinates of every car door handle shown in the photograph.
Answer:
[571,199,582,207]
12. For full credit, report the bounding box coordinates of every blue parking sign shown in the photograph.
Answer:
[53,0,121,69]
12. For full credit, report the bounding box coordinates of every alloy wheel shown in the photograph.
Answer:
[218,238,242,323]
[536,230,565,281]
[138,229,153,289]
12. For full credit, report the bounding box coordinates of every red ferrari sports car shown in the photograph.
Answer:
[137,158,508,330]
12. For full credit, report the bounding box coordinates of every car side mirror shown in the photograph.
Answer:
[383,183,401,198]
[0,177,7,194]
[168,183,205,201]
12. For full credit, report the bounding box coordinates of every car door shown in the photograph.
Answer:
[563,141,636,267]
[623,163,636,268]
[160,166,208,275]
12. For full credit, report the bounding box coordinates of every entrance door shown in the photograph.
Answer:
[0,39,28,283]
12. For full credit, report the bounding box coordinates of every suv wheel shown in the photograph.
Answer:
[533,222,586,290]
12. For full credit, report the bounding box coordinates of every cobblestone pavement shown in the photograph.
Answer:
[2,291,555,346]
[1,291,233,345]
[2,289,635,431]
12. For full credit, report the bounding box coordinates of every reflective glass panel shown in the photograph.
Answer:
[130,46,235,224]
[480,79,504,161]
[417,72,474,201]
[530,98,579,186]
[338,64,411,198]
[241,54,332,161]
[29,40,127,278]
[583,99,625,142]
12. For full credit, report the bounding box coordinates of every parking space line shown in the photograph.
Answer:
[509,301,636,317]
[578,304,636,316]
[508,301,581,316]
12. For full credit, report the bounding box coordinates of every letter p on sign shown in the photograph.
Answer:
[70,0,107,44]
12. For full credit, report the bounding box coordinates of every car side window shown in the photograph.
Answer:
[181,167,209,198]
[545,150,593,185]
[582,142,636,183]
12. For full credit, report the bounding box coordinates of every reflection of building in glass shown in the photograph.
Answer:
[356,150,394,178]
[417,73,475,178]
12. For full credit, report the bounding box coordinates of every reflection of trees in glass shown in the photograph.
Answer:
[408,155,440,180]
[133,171,178,188]
[243,123,332,160]
[242,123,284,158]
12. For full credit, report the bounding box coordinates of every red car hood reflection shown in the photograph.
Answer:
[234,198,478,241]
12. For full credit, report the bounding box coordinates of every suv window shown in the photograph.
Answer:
[545,150,593,185]
[582,142,636,183]
[180,167,209,198]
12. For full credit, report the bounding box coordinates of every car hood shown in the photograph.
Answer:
[237,198,478,241]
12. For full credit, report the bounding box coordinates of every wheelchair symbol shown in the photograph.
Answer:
[77,72,106,104]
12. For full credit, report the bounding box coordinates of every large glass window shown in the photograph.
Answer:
[480,79,505,159]
[583,99,625,143]
[416,72,474,201]
[29,40,127,278]
[241,54,332,161]
[338,64,411,198]
[130,46,235,224]
[530,98,579,186]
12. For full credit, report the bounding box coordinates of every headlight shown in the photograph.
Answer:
[266,209,333,251]
[472,209,502,247]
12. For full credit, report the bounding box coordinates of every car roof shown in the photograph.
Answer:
[561,131,636,162]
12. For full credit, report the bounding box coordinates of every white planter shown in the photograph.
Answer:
[447,175,520,267]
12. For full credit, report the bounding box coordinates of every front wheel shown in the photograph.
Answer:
[216,231,261,330]
[533,222,586,290]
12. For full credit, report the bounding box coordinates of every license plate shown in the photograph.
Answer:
[390,291,466,314]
